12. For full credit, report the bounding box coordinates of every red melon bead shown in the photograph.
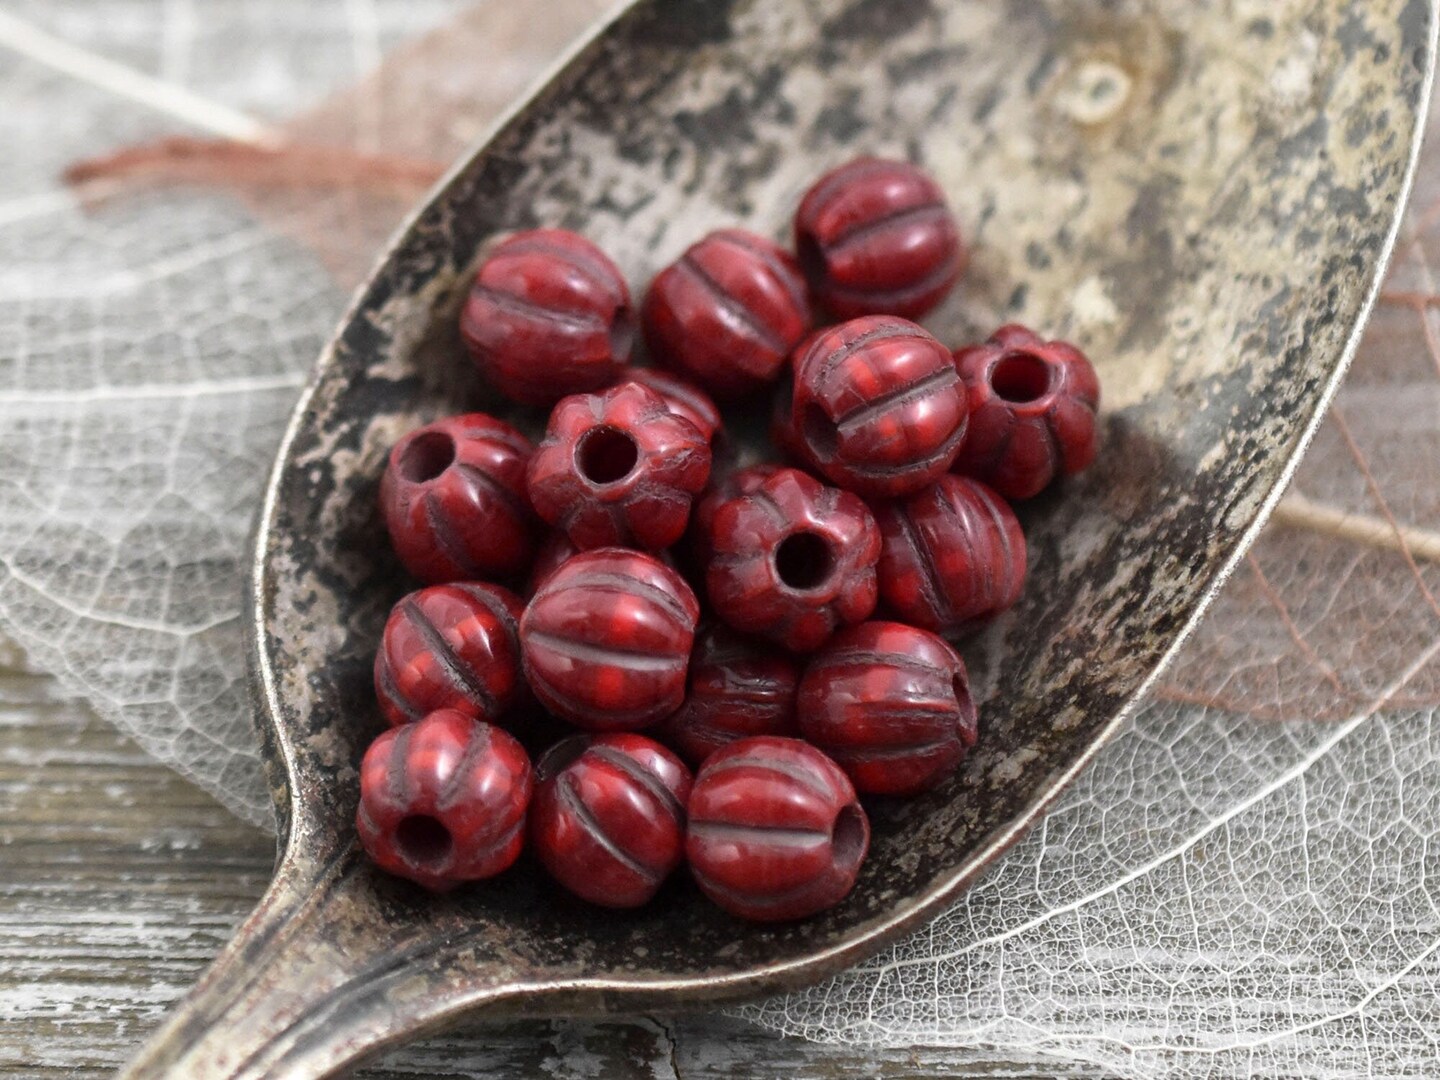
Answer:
[623,367,723,442]
[357,709,533,891]
[704,467,880,653]
[530,733,692,908]
[874,475,1027,636]
[689,462,785,566]
[794,157,965,320]
[379,413,538,584]
[658,625,800,767]
[373,583,525,728]
[522,548,699,730]
[793,316,967,497]
[460,229,633,406]
[797,621,978,796]
[951,324,1101,500]
[527,380,711,551]
[686,736,869,922]
[642,229,810,398]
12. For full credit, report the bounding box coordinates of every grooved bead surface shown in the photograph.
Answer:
[373,583,526,729]
[794,157,965,320]
[704,467,880,653]
[659,625,800,767]
[527,381,712,551]
[357,709,533,891]
[689,463,785,567]
[951,323,1102,500]
[642,228,810,398]
[797,621,978,796]
[530,733,693,908]
[378,413,538,584]
[686,736,868,922]
[528,530,680,597]
[875,475,1027,636]
[522,549,700,730]
[793,316,968,497]
[623,367,723,442]
[460,228,633,406]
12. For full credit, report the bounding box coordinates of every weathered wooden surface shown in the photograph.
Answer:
[0,665,1106,1078]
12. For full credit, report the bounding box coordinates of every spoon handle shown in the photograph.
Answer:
[117,840,524,1079]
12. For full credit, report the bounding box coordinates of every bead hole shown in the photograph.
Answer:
[830,803,867,870]
[395,814,452,867]
[800,403,840,461]
[397,431,456,484]
[953,671,970,706]
[577,426,639,485]
[609,305,636,360]
[775,531,836,591]
[990,353,1053,403]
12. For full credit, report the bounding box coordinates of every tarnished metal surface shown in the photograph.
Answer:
[122,0,1436,1076]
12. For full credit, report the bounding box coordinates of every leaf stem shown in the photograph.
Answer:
[1270,492,1440,564]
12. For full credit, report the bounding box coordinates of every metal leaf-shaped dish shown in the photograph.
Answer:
[122,1,1436,1076]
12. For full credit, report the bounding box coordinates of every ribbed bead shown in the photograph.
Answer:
[526,380,711,551]
[792,316,967,497]
[951,323,1101,500]
[794,157,964,320]
[530,733,692,908]
[703,467,880,653]
[521,549,700,730]
[356,709,533,891]
[874,475,1026,635]
[686,736,868,922]
[460,228,633,405]
[797,621,978,796]
[659,625,800,766]
[378,413,537,584]
[373,583,525,729]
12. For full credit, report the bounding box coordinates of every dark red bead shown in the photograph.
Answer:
[373,583,525,728]
[527,381,711,551]
[658,625,800,767]
[874,475,1027,636]
[689,462,784,566]
[623,367,722,442]
[704,467,880,652]
[530,733,692,908]
[798,621,978,796]
[951,324,1101,500]
[642,229,810,398]
[522,548,699,729]
[686,736,869,922]
[793,317,967,497]
[379,413,537,583]
[460,229,633,406]
[793,157,965,320]
[357,709,533,891]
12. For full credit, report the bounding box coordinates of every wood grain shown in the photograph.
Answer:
[0,666,1101,1078]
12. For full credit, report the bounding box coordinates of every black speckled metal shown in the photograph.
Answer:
[121,1,1436,1076]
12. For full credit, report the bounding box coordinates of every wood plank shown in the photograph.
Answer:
[0,668,1100,1078]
